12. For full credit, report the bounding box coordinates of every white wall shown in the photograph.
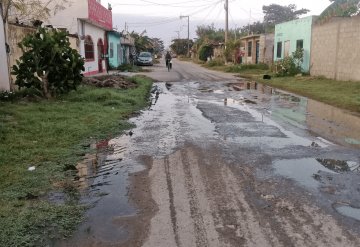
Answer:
[80,22,106,74]
[43,0,88,34]
[0,21,10,91]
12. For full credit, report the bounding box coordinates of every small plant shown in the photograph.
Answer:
[275,48,304,77]
[206,58,225,67]
[12,28,85,99]
[0,91,16,102]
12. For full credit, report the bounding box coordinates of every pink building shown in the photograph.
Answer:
[43,0,113,75]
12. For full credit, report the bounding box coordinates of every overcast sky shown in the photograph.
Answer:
[105,0,331,47]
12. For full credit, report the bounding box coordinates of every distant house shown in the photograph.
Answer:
[240,33,274,65]
[107,31,121,68]
[41,0,113,76]
[120,33,135,64]
[311,16,360,81]
[274,16,317,72]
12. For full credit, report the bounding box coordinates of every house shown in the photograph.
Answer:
[240,33,274,65]
[274,16,317,72]
[42,0,113,76]
[107,31,122,68]
[0,20,10,91]
[120,32,135,64]
[311,16,360,81]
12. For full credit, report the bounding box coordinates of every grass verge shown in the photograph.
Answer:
[204,64,360,113]
[0,76,153,246]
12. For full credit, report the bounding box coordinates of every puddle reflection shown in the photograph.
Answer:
[240,81,360,148]
[274,158,359,189]
[273,158,337,189]
[335,205,360,221]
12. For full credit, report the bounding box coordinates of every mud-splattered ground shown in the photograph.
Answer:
[58,60,360,247]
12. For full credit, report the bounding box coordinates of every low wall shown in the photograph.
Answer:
[8,23,80,87]
[311,17,360,81]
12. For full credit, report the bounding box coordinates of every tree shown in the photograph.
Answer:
[170,39,194,56]
[263,4,310,26]
[239,21,266,37]
[152,38,164,55]
[319,0,360,22]
[196,24,224,43]
[130,31,154,53]
[12,27,84,98]
[1,0,69,24]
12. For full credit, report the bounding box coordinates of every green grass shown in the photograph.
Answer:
[203,64,360,113]
[0,76,153,246]
[258,76,360,113]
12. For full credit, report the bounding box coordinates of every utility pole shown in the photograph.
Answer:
[175,31,180,54]
[180,15,190,57]
[225,0,228,44]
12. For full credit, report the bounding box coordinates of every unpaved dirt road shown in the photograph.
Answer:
[60,59,360,247]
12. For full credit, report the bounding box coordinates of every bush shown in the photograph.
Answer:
[225,63,269,73]
[0,91,16,102]
[206,58,225,67]
[275,48,304,77]
[198,45,213,61]
[12,28,84,99]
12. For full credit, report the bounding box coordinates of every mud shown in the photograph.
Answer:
[83,75,137,89]
[59,59,360,246]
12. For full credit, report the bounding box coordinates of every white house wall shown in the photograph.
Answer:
[80,21,106,75]
[41,0,88,34]
[0,21,10,91]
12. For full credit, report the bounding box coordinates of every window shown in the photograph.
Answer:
[248,41,252,57]
[296,39,303,50]
[276,42,282,58]
[84,36,94,60]
[109,42,114,58]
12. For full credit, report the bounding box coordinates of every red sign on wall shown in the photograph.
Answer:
[88,0,112,30]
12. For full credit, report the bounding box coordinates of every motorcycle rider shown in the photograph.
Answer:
[165,51,172,69]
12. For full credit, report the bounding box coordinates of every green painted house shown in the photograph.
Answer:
[274,16,317,72]
[107,31,122,68]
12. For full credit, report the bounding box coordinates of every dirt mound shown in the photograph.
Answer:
[83,75,137,89]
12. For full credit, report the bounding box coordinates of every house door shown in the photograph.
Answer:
[255,41,260,64]
[97,39,104,73]
[117,44,122,65]
[284,40,290,57]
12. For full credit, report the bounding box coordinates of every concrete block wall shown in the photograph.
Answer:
[0,21,10,91]
[8,24,36,86]
[311,17,360,81]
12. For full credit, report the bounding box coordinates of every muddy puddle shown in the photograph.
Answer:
[273,158,360,188]
[334,204,360,221]
[225,81,360,149]
[58,79,360,245]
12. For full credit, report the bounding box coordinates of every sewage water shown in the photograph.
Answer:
[335,205,360,221]
[273,158,337,189]
[238,82,360,149]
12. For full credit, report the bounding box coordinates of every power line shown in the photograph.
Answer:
[116,0,220,8]
[127,0,222,27]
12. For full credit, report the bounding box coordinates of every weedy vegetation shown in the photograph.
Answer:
[0,76,152,246]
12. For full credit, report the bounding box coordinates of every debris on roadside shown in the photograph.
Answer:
[28,166,36,171]
[83,75,137,89]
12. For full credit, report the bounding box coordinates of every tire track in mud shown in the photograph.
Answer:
[164,156,181,247]
[196,146,277,246]
[181,148,221,247]
[143,144,360,247]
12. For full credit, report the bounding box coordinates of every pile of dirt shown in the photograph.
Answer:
[83,75,137,89]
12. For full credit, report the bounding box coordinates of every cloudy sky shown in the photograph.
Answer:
[105,0,331,47]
